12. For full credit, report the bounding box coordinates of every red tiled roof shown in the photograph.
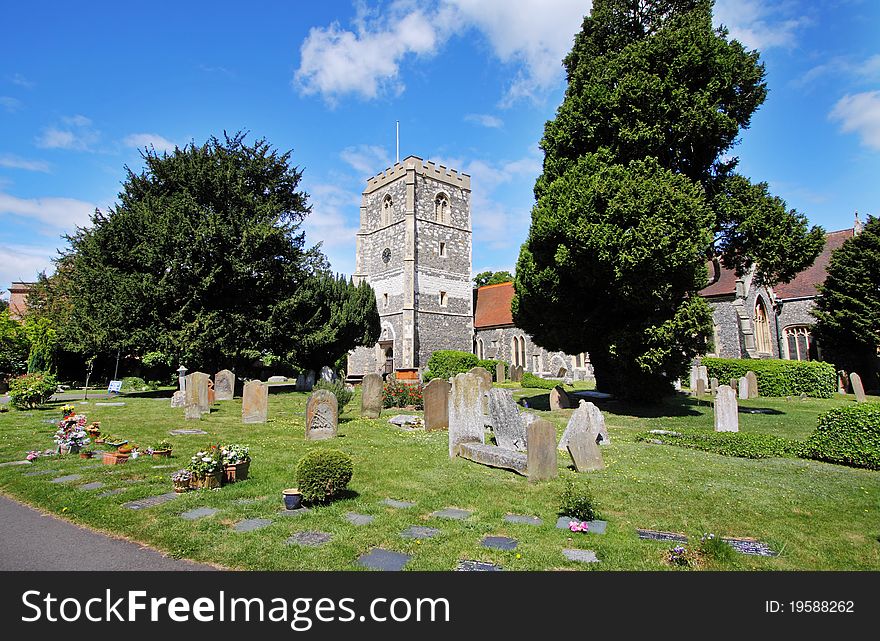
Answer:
[474,281,515,328]
[774,228,853,299]
[700,261,738,297]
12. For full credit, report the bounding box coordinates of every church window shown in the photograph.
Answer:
[382,194,393,226]
[784,326,813,361]
[435,193,450,224]
[383,293,388,309]
[439,241,446,257]
[476,338,484,359]
[439,291,447,307]
[754,298,772,354]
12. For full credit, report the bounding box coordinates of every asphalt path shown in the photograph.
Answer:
[0,494,216,571]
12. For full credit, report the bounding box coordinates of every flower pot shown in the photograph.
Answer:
[79,451,93,459]
[102,452,128,465]
[173,480,191,494]
[283,488,303,510]
[151,449,172,459]
[223,460,250,484]
[192,469,223,489]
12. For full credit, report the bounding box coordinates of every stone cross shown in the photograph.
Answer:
[241,380,268,424]
[559,400,609,450]
[738,376,749,400]
[850,372,867,403]
[714,385,738,432]
[487,388,528,451]
[423,378,450,431]
[306,390,338,440]
[360,373,383,419]
[214,369,235,401]
[495,362,506,383]
[745,371,759,399]
[448,372,485,458]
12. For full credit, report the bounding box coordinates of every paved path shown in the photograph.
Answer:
[0,494,216,571]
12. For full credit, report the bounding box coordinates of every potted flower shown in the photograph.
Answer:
[282,488,303,510]
[54,422,90,455]
[86,421,101,440]
[188,447,223,489]
[221,444,250,484]
[150,439,173,459]
[60,404,76,418]
[171,469,193,493]
[79,446,96,459]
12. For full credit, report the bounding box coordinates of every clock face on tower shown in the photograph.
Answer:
[382,247,391,264]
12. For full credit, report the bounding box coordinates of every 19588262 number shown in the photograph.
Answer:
[789,601,854,613]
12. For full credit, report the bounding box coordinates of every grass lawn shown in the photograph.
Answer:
[0,386,878,571]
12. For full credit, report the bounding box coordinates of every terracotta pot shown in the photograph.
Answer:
[173,480,191,494]
[102,452,128,465]
[79,451,93,459]
[151,449,172,459]
[192,470,223,489]
[223,460,250,484]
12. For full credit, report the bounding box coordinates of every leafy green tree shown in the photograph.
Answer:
[813,217,880,390]
[57,132,377,376]
[22,316,57,373]
[473,270,514,288]
[515,0,824,401]
[0,308,29,378]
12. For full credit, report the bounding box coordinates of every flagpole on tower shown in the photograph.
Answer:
[396,120,399,163]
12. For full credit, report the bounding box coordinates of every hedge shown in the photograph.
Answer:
[521,371,559,390]
[702,357,836,398]
[637,430,801,459]
[424,350,507,382]
[800,403,880,470]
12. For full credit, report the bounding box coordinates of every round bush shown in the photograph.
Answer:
[295,449,353,504]
[8,372,58,409]
[800,403,880,469]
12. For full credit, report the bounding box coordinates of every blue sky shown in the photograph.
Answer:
[1,0,878,298]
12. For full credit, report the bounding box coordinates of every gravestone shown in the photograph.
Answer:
[345,513,374,526]
[448,373,485,458]
[550,385,571,410]
[714,385,739,432]
[481,536,518,550]
[710,378,718,395]
[510,365,523,382]
[567,429,604,472]
[170,390,185,408]
[305,390,338,440]
[730,378,738,393]
[738,376,749,400]
[320,366,335,382]
[559,400,609,449]
[526,418,558,482]
[268,376,287,383]
[423,378,450,431]
[455,560,502,572]
[241,380,268,424]
[850,372,867,402]
[360,373,383,419]
[556,366,567,378]
[695,378,706,397]
[504,514,543,526]
[400,525,440,539]
[495,362,505,383]
[287,531,332,547]
[382,498,416,509]
[837,370,848,394]
[562,549,599,563]
[304,370,316,391]
[233,518,272,532]
[358,549,410,571]
[430,507,473,520]
[689,364,699,391]
[698,365,709,388]
[673,378,682,391]
[207,379,215,405]
[487,388,528,451]
[184,372,210,420]
[295,374,306,391]
[636,529,688,543]
[467,366,492,413]
[745,371,759,399]
[214,369,235,401]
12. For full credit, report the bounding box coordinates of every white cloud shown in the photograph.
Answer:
[829,91,880,151]
[10,73,35,89]
[0,244,58,292]
[340,144,392,176]
[464,113,504,128]
[0,154,50,172]
[301,181,360,276]
[36,115,100,151]
[123,133,177,153]
[0,96,22,112]
[713,0,810,50]
[797,54,880,89]
[0,192,96,230]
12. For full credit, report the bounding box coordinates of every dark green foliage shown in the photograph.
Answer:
[382,379,423,409]
[313,379,354,409]
[703,357,836,398]
[813,216,880,390]
[515,0,823,402]
[800,403,880,470]
[8,372,59,409]
[637,429,800,459]
[558,477,596,521]
[521,371,559,390]
[424,350,479,381]
[120,376,148,392]
[0,309,28,378]
[473,271,514,288]
[295,449,353,504]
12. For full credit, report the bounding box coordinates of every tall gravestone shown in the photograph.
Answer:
[468,366,492,414]
[710,377,718,395]
[241,380,268,424]
[745,371,759,399]
[487,388,528,451]
[214,369,235,401]
[714,385,739,432]
[320,366,335,382]
[550,385,571,410]
[730,378,738,393]
[526,419,558,482]
[850,372,867,402]
[360,373,383,419]
[698,365,709,388]
[510,365,523,383]
[689,364,699,391]
[448,373,485,458]
[304,370,316,391]
[423,378,450,431]
[837,370,848,394]
[559,400,609,450]
[185,372,210,420]
[306,390,338,440]
[695,378,706,397]
[295,373,306,391]
[567,428,604,472]
[738,376,749,400]
[495,362,506,383]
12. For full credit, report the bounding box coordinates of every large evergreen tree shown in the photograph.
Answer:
[514,0,824,400]
[58,132,378,376]
[813,217,880,390]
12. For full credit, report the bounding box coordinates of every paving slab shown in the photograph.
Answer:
[556,517,607,534]
[345,513,375,526]
[637,529,688,543]
[455,560,502,572]
[358,548,411,571]
[50,474,82,484]
[0,460,31,467]
[23,469,60,477]
[721,537,778,557]
[286,531,332,547]
[504,514,543,526]
[481,536,518,551]
[277,507,311,517]
[77,482,105,491]
[180,507,219,521]
[95,402,126,406]
[169,429,208,436]
[430,507,473,520]
[400,525,440,539]
[382,498,416,509]
[122,493,178,510]
[562,549,600,563]
[233,518,272,532]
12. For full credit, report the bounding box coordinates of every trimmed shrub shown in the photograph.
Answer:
[521,371,558,389]
[382,379,423,409]
[120,376,148,392]
[314,379,354,409]
[702,358,836,398]
[8,372,58,409]
[558,478,596,521]
[637,430,800,459]
[423,350,479,381]
[800,403,880,469]
[295,449,353,504]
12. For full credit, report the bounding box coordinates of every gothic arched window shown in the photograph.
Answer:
[754,298,772,354]
[434,193,449,224]
[382,194,393,226]
[784,326,813,361]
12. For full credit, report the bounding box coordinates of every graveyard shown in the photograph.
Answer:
[0,377,877,571]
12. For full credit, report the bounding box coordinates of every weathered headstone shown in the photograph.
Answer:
[304,370,316,391]
[448,373,485,458]
[695,378,706,397]
[850,372,866,402]
[556,366,567,378]
[837,370,848,394]
[467,366,492,414]
[526,418,558,482]
[295,373,306,391]
[268,375,287,383]
[487,388,527,451]
[673,378,682,391]
[689,364,699,390]
[559,400,609,450]
[305,389,338,440]
[214,369,235,401]
[698,365,709,388]
[714,385,739,432]
[241,380,268,424]
[710,377,718,395]
[550,385,571,410]
[730,378,738,393]
[360,373,383,419]
[170,390,185,408]
[495,362,505,383]
[567,429,604,472]
[510,365,523,382]
[745,371,759,399]
[184,372,210,420]
[423,378,450,431]
[738,376,749,400]
[320,366,336,382]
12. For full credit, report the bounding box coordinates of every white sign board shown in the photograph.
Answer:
[107,380,122,394]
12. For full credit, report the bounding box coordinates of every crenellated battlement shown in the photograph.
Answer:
[365,155,471,192]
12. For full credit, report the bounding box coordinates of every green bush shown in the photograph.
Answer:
[702,358,836,398]
[423,350,479,381]
[800,403,880,469]
[295,449,354,504]
[8,372,58,409]
[558,478,596,521]
[636,430,800,459]
[120,376,148,392]
[521,371,558,389]
[314,379,354,409]
[382,379,423,409]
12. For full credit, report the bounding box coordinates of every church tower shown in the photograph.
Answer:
[348,156,473,377]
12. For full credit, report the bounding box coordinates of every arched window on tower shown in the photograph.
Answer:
[382,194,393,226]
[754,298,772,355]
[434,193,449,224]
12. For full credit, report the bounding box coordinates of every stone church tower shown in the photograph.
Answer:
[347,156,473,378]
